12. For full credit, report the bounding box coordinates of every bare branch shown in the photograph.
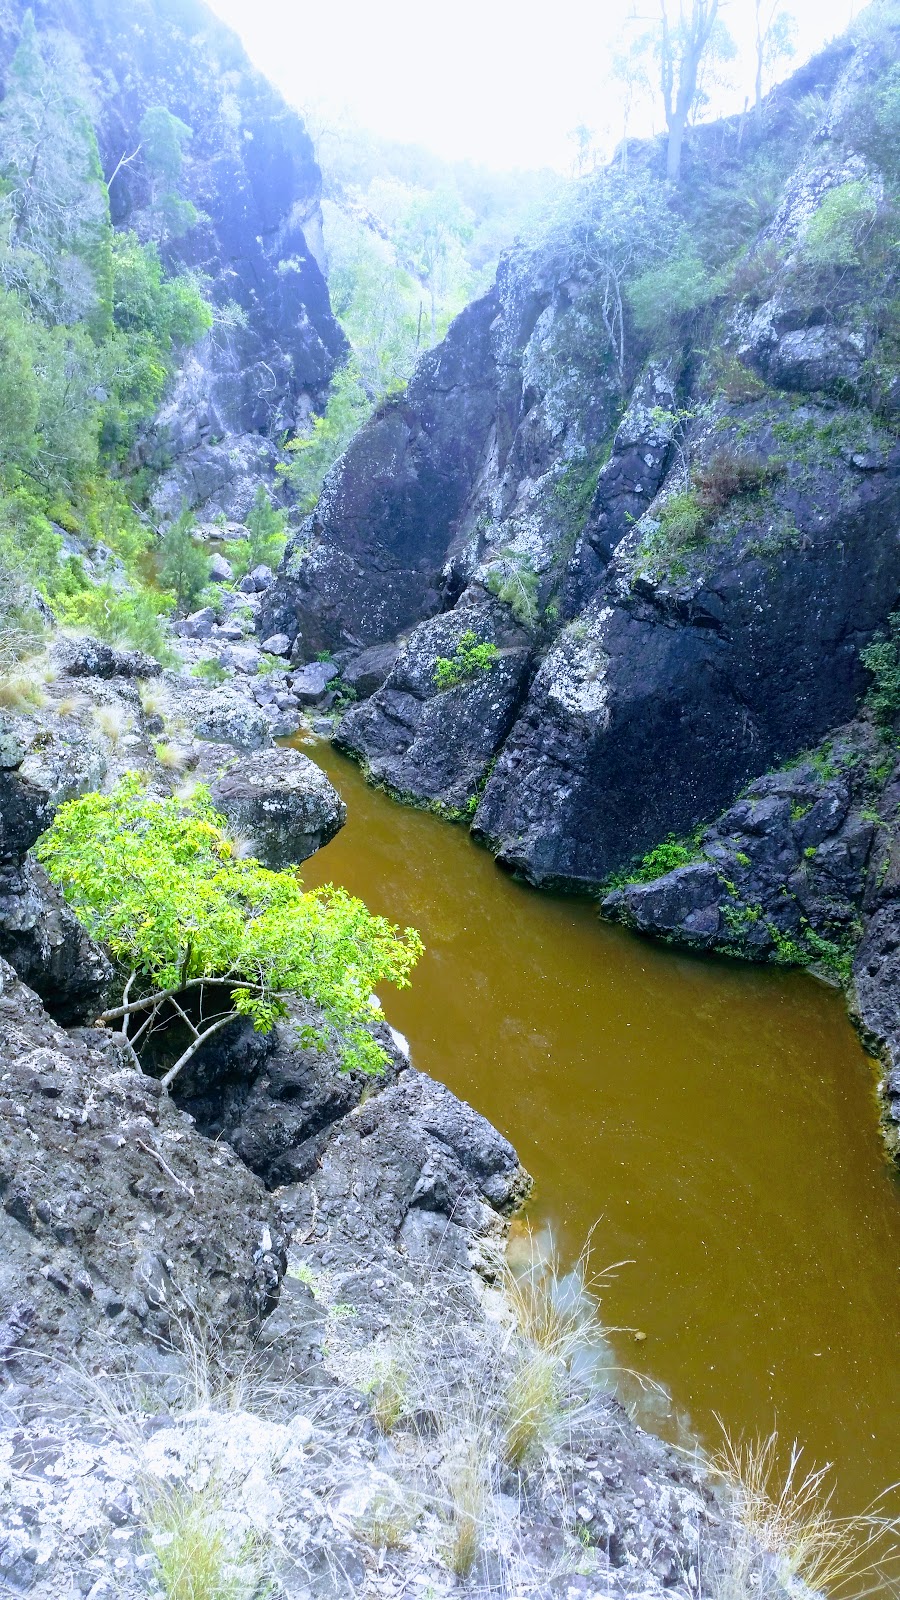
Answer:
[98,974,264,1024]
[160,1013,241,1091]
[106,143,142,190]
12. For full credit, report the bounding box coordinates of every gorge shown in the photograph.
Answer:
[1,0,900,1595]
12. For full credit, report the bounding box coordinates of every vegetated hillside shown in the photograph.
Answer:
[0,0,345,510]
[0,0,345,668]
[313,112,561,387]
[260,6,900,1145]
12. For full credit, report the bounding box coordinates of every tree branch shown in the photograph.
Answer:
[160,1012,241,1090]
[99,974,264,1024]
[106,143,142,190]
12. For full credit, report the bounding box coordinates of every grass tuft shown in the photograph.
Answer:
[0,672,48,710]
[441,1410,489,1578]
[712,1426,900,1597]
[155,739,191,772]
[93,703,129,746]
[149,1484,265,1600]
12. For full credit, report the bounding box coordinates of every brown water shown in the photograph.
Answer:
[298,740,900,1516]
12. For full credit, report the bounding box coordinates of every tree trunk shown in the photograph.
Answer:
[666,116,687,181]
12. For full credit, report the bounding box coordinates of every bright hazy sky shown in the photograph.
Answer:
[207,0,864,172]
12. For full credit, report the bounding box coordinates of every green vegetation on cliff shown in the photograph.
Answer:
[0,12,211,664]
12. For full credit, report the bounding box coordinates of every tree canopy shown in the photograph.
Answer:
[35,777,424,1082]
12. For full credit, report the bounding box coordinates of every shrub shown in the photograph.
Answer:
[625,249,713,344]
[433,629,499,691]
[629,833,701,883]
[192,659,228,685]
[714,355,769,404]
[35,776,423,1083]
[800,180,879,270]
[694,448,782,512]
[54,582,175,662]
[862,612,900,725]
[485,551,539,627]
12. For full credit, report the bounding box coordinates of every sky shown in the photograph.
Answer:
[206,0,864,172]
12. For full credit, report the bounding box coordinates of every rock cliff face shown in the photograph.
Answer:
[263,22,900,887]
[0,0,345,520]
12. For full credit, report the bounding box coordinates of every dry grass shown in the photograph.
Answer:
[154,739,191,773]
[503,1347,563,1467]
[0,673,48,710]
[711,1427,900,1598]
[93,703,130,746]
[139,682,163,717]
[149,1484,266,1600]
[54,693,85,717]
[360,1352,408,1434]
[501,1231,623,1467]
[355,1491,418,1552]
[226,833,259,862]
[440,1409,491,1579]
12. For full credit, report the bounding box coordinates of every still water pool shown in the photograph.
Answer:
[299,741,900,1515]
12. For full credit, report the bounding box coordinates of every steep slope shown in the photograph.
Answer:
[0,0,346,521]
[263,21,900,880]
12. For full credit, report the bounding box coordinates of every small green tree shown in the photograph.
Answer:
[433,630,499,691]
[35,776,423,1083]
[158,506,209,614]
[232,486,287,578]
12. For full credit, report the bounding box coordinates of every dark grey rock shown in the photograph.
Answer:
[0,959,284,1368]
[51,637,162,681]
[292,661,339,704]
[342,641,400,699]
[0,746,111,1024]
[337,604,532,810]
[204,745,346,868]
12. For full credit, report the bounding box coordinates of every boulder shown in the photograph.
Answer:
[220,643,261,675]
[208,552,234,583]
[343,641,400,699]
[336,606,532,810]
[0,959,284,1364]
[260,632,292,657]
[205,745,346,868]
[51,636,162,680]
[292,660,339,704]
[182,606,217,640]
[188,689,271,750]
[250,565,276,590]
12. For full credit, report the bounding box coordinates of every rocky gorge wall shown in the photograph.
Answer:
[260,18,900,1150]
